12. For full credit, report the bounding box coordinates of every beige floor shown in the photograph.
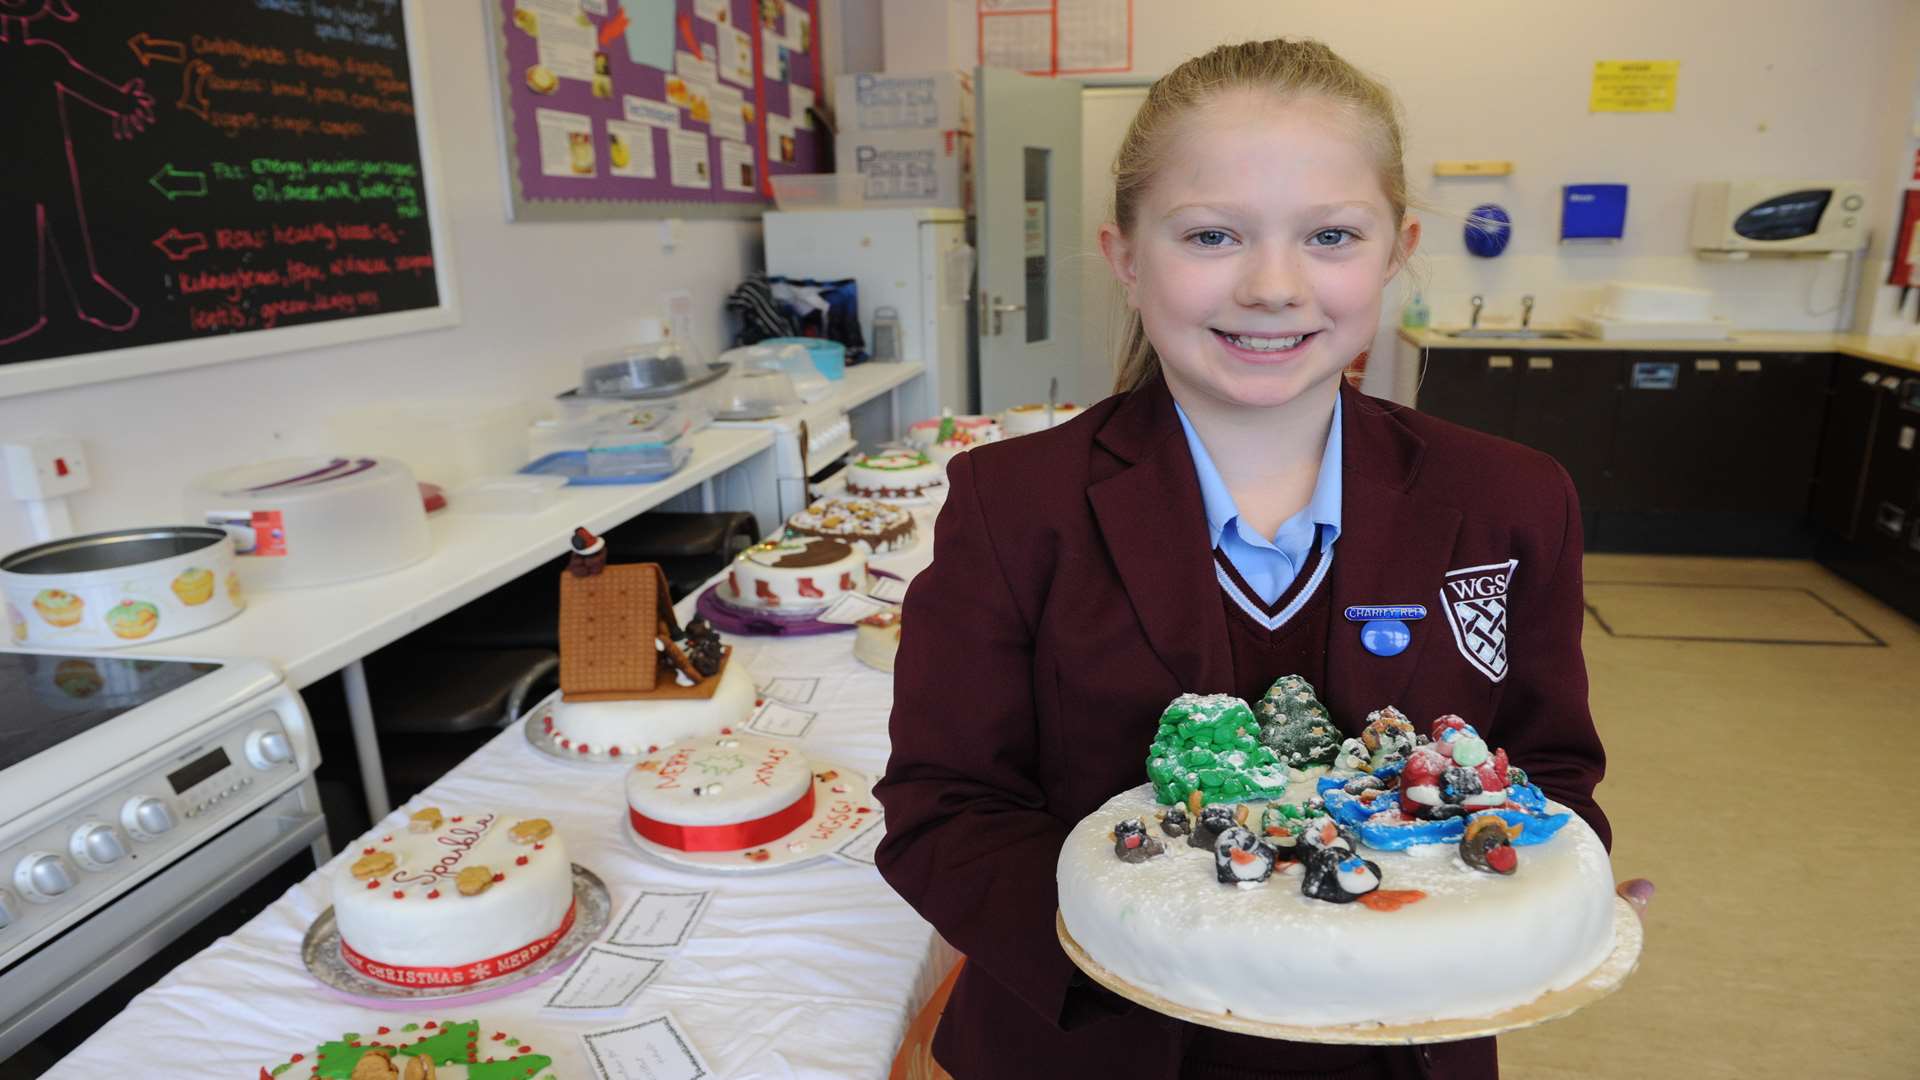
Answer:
[1499,555,1920,1079]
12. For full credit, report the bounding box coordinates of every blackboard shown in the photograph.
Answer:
[0,0,453,397]
[487,0,825,220]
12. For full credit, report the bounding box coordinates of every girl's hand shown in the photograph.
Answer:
[1616,878,1654,923]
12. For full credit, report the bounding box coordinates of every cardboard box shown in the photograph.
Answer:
[836,71,974,135]
[836,129,974,211]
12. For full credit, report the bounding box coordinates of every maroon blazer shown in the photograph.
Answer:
[874,376,1609,1080]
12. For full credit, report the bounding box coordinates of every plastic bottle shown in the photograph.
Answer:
[1400,291,1430,330]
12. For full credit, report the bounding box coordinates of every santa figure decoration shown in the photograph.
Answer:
[568,527,608,577]
[1397,715,1510,820]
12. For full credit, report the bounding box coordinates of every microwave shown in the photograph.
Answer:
[1690,181,1866,253]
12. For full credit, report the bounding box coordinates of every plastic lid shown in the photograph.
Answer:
[634,316,666,344]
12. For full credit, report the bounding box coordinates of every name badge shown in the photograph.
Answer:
[1344,604,1427,622]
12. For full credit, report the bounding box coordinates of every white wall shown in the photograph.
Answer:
[0,1,764,554]
[889,0,1920,400]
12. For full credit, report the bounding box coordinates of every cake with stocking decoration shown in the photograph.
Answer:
[719,536,868,615]
[331,811,575,989]
[1056,676,1618,1028]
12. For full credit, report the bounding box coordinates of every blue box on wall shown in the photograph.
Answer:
[1562,184,1628,241]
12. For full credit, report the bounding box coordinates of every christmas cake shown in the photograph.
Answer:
[786,496,917,552]
[544,537,751,758]
[1056,678,1617,1028]
[719,536,868,615]
[906,414,1001,467]
[1000,401,1082,436]
[853,609,902,672]
[260,1019,552,1079]
[626,734,816,852]
[331,811,576,988]
[843,449,943,500]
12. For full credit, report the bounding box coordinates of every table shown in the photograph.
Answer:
[121,427,777,822]
[48,547,960,1079]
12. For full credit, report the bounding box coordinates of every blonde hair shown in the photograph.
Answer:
[1110,39,1410,395]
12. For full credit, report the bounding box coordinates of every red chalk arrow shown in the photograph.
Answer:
[127,32,186,67]
[152,227,208,261]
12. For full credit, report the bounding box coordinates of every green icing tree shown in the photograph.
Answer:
[1252,675,1343,768]
[401,1020,482,1064]
[1144,693,1288,805]
[310,1022,552,1079]
[468,1055,556,1079]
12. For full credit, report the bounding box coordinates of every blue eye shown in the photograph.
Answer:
[1311,228,1356,247]
[1188,229,1232,248]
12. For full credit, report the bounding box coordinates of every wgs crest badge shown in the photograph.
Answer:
[1440,559,1518,682]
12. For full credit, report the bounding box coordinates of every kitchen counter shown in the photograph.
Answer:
[1398,328,1920,375]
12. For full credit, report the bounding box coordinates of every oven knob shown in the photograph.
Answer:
[124,797,176,838]
[71,824,126,870]
[16,854,74,901]
[245,729,293,770]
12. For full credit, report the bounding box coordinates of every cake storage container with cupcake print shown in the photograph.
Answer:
[0,525,244,649]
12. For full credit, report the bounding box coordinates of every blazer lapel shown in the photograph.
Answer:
[1322,387,1463,724]
[1087,378,1236,695]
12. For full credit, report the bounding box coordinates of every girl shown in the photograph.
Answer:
[876,38,1635,1080]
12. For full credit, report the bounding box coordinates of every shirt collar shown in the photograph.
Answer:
[1174,393,1344,551]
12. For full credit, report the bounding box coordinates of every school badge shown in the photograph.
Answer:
[1439,559,1518,682]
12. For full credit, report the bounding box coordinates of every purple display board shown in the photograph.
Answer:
[490,0,824,219]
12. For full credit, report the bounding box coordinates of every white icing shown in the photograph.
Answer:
[906,415,1001,447]
[627,734,814,828]
[844,450,943,498]
[1057,781,1617,1026]
[550,659,756,754]
[1000,402,1082,436]
[723,537,869,614]
[332,812,574,971]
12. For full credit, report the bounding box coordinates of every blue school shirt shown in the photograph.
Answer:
[1174,395,1343,606]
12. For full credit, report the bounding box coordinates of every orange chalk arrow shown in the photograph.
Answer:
[127,31,186,67]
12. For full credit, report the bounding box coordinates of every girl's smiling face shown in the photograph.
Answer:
[1101,91,1418,414]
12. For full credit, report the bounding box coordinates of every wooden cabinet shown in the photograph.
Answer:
[1413,349,1517,440]
[1818,364,1920,622]
[1509,352,1621,511]
[1812,355,1884,539]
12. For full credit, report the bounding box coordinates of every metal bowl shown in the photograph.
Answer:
[1,526,229,575]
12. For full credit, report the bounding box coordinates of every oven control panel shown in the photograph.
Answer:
[0,691,313,969]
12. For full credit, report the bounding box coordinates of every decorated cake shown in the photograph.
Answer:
[1000,401,1082,436]
[1056,678,1618,1028]
[906,414,1001,467]
[843,448,943,500]
[259,1019,552,1079]
[332,811,575,988]
[720,536,868,615]
[853,608,902,672]
[626,734,816,853]
[544,534,752,758]
[786,496,916,552]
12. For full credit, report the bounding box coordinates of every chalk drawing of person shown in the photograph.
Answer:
[0,0,156,345]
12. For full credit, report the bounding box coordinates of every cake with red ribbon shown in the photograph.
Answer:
[626,734,816,853]
[332,810,575,988]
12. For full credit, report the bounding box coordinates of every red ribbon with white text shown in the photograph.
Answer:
[340,899,576,987]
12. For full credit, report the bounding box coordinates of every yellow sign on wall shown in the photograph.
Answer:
[1591,60,1679,113]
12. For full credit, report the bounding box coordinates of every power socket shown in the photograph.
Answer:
[4,438,91,500]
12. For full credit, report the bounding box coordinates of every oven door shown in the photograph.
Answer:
[0,780,328,1058]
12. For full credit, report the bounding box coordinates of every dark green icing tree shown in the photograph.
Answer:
[1252,675,1343,768]
[1144,693,1288,805]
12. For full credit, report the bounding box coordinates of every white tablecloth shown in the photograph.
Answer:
[48,522,957,1080]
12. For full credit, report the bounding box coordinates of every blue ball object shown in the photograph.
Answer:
[1360,619,1411,657]
[1464,203,1512,258]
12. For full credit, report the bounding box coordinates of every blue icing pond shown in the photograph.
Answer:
[1315,777,1572,851]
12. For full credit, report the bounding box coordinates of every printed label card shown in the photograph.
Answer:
[608,890,713,948]
[747,699,816,739]
[816,591,893,624]
[866,577,908,604]
[759,676,818,703]
[581,1013,713,1080]
[545,946,666,1011]
[831,816,884,865]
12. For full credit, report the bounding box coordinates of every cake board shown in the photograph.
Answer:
[623,763,881,874]
[303,864,612,1006]
[1055,897,1643,1045]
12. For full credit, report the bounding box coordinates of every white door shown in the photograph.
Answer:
[974,67,1084,413]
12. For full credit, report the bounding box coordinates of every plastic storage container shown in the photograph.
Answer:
[712,368,803,420]
[720,343,831,403]
[759,337,846,380]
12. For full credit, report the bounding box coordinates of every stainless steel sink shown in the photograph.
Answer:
[1444,328,1586,340]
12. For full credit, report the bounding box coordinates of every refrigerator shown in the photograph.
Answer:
[762,208,974,421]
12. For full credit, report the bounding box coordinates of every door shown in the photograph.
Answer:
[1412,349,1518,439]
[1510,352,1621,511]
[974,67,1084,413]
[1811,356,1884,540]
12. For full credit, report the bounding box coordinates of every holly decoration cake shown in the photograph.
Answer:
[1057,677,1618,1029]
[626,733,816,853]
[843,448,942,500]
[720,536,868,615]
[785,496,917,552]
[331,811,575,988]
[261,1019,552,1079]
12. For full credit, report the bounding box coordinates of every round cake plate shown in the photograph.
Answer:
[623,762,881,874]
[1056,896,1643,1045]
[303,863,612,1006]
[695,567,904,637]
[521,691,754,768]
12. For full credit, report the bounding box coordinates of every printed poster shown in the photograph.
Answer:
[720,139,755,192]
[668,129,712,189]
[1590,60,1679,113]
[535,107,596,178]
[607,120,658,177]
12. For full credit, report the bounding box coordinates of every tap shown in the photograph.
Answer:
[1520,294,1535,329]
[1469,295,1484,329]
